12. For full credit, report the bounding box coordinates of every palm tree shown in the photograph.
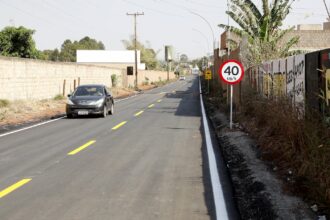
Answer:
[219,0,299,66]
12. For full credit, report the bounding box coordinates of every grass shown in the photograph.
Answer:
[238,84,330,214]
[53,94,65,100]
[111,74,118,87]
[0,99,10,108]
[203,77,330,215]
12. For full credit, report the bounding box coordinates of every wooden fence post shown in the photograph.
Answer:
[63,79,66,96]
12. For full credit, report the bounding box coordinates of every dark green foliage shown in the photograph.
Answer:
[0,99,10,108]
[58,37,105,62]
[41,36,105,62]
[219,0,299,66]
[0,26,40,59]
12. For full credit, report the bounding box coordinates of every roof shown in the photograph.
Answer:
[76,50,141,63]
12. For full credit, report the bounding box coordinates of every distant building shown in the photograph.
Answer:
[76,50,146,70]
[219,22,330,55]
[283,22,330,52]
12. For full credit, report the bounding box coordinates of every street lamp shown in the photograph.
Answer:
[189,11,216,79]
[192,28,210,54]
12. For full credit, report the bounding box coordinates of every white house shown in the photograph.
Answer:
[76,50,146,70]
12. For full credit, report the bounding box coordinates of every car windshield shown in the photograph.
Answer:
[73,86,104,97]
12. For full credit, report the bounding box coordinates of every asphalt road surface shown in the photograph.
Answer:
[0,75,230,220]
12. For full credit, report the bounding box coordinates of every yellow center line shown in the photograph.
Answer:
[134,110,144,117]
[148,104,154,108]
[112,121,127,130]
[68,140,96,155]
[157,99,162,103]
[0,179,32,198]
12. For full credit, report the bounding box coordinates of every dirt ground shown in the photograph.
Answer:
[201,80,323,220]
[0,85,156,128]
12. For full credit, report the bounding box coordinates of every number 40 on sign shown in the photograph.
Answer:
[219,60,244,85]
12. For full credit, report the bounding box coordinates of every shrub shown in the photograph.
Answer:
[0,99,10,108]
[53,94,64,100]
[111,74,118,87]
[238,84,330,213]
[142,77,150,86]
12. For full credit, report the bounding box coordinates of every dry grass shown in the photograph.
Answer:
[239,85,330,213]
[0,84,166,127]
[0,99,66,126]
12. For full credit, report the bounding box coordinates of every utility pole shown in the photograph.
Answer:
[323,0,330,21]
[126,12,144,89]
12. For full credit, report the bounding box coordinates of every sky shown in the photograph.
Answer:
[0,0,329,60]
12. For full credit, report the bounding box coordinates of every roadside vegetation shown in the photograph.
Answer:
[209,0,330,216]
[0,99,10,108]
[0,26,163,69]
[0,78,178,127]
[0,99,65,126]
[53,94,65,100]
[239,85,330,214]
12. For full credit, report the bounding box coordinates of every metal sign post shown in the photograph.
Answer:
[219,60,244,129]
[230,84,233,129]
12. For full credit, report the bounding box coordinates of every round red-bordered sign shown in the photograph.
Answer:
[219,60,244,85]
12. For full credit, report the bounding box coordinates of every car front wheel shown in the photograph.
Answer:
[109,103,114,115]
[102,105,107,118]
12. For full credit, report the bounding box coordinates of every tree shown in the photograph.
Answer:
[122,38,159,70]
[219,0,299,67]
[0,26,40,58]
[192,56,208,70]
[59,37,105,62]
[179,54,189,63]
[50,49,60,61]
[59,39,76,62]
[78,36,105,50]
[41,49,60,61]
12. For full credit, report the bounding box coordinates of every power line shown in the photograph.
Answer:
[41,0,95,30]
[0,0,77,35]
[123,0,184,18]
[184,0,224,9]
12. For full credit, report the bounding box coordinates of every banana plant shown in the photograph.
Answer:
[219,0,299,66]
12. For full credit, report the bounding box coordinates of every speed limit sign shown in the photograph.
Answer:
[219,60,244,84]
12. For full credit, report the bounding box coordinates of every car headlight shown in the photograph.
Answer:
[67,99,74,105]
[90,99,104,107]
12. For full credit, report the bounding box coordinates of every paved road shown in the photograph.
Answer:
[0,76,220,220]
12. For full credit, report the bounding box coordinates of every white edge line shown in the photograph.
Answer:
[0,116,65,138]
[199,76,229,220]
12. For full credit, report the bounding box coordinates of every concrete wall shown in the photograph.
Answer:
[124,70,176,88]
[0,56,174,100]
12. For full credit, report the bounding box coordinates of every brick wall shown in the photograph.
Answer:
[125,70,176,88]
